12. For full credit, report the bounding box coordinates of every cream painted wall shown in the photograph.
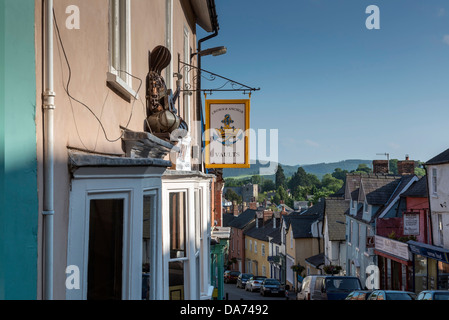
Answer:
[244,236,270,277]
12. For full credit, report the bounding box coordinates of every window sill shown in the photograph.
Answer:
[107,72,139,100]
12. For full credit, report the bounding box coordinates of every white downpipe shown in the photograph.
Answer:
[43,0,55,300]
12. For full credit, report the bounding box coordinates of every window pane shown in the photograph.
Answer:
[415,255,427,291]
[195,190,202,251]
[142,195,152,300]
[170,192,186,259]
[169,261,185,300]
[87,199,124,300]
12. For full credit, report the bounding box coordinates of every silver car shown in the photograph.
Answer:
[245,276,267,292]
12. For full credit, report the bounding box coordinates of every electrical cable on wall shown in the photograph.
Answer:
[53,9,143,145]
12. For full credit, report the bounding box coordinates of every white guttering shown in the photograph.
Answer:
[42,0,55,300]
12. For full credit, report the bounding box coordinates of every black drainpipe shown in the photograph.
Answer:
[196,0,219,172]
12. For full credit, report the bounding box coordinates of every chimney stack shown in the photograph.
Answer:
[249,202,258,210]
[373,160,389,174]
[232,201,239,216]
[397,155,415,175]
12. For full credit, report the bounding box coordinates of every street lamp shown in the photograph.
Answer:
[191,46,227,60]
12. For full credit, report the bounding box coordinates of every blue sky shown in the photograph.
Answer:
[198,0,449,166]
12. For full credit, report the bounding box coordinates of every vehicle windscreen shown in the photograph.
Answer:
[434,292,449,300]
[325,278,361,292]
[242,274,252,279]
[230,272,240,276]
[386,293,415,300]
[265,280,280,285]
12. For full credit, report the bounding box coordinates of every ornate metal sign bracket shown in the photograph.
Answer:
[178,57,260,96]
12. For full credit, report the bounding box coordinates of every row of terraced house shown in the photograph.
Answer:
[223,150,449,294]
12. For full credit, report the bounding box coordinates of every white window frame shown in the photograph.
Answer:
[432,168,438,196]
[364,200,369,214]
[67,189,134,300]
[142,189,159,300]
[438,214,444,246]
[107,0,138,99]
[348,220,353,245]
[66,166,165,300]
[161,179,212,300]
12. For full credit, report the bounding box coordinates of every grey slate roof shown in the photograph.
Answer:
[288,215,319,239]
[244,218,281,242]
[401,176,428,198]
[301,198,325,219]
[227,208,256,229]
[324,198,349,241]
[426,148,449,165]
[222,213,236,227]
[372,175,417,221]
[360,175,403,205]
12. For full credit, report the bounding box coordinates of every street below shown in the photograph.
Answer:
[223,283,295,301]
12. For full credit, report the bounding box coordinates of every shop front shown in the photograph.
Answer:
[408,240,449,293]
[374,235,413,291]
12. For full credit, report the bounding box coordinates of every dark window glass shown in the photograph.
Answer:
[142,195,152,300]
[170,192,186,259]
[87,199,124,300]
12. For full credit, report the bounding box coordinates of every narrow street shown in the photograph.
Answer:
[223,283,295,301]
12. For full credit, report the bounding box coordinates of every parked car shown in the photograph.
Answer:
[417,290,449,300]
[224,270,240,284]
[260,278,285,297]
[296,275,362,300]
[345,290,373,300]
[236,273,254,288]
[367,290,416,300]
[245,276,267,292]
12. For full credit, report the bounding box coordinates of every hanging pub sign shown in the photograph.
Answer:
[205,99,250,168]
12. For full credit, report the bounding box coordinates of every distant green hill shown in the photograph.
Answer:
[223,159,373,180]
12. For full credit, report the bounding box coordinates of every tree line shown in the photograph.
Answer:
[224,160,425,208]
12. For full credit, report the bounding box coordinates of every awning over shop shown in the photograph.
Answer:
[408,240,449,264]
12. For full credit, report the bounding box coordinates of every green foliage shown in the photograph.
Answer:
[272,193,281,205]
[414,167,425,176]
[352,163,372,174]
[275,164,286,189]
[321,173,344,193]
[261,179,276,192]
[331,168,348,181]
[224,189,241,204]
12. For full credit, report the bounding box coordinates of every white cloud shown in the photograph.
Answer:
[388,142,400,150]
[305,139,320,147]
[443,35,449,46]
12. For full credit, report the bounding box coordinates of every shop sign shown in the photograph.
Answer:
[403,212,419,235]
[408,241,449,264]
[205,99,250,168]
[375,235,410,261]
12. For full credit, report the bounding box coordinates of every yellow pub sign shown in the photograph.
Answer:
[205,99,250,168]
